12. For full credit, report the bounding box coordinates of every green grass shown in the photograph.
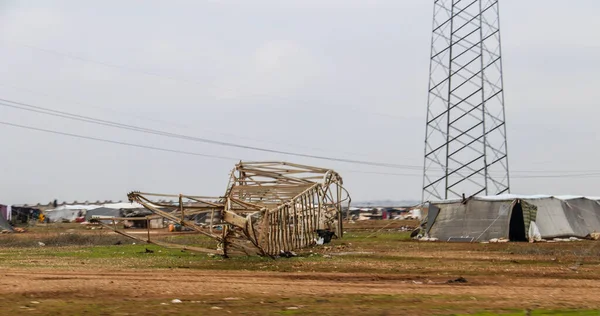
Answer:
[2,231,599,276]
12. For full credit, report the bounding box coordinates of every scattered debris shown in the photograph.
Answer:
[316,229,337,244]
[588,232,600,240]
[211,306,223,310]
[30,301,40,304]
[447,277,468,284]
[37,242,46,247]
[286,307,300,310]
[396,226,415,232]
[552,238,581,242]
[569,265,580,272]
[278,250,297,258]
[489,238,509,243]
[171,299,182,304]
[410,228,421,238]
[419,237,439,242]
[223,297,242,301]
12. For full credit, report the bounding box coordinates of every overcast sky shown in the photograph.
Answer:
[0,0,599,205]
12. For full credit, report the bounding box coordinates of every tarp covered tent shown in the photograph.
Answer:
[45,203,142,223]
[44,205,99,222]
[85,207,122,221]
[44,209,82,222]
[426,195,600,242]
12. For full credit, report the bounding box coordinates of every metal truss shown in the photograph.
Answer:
[423,0,510,201]
[121,161,350,257]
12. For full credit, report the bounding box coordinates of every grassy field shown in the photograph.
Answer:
[1,222,599,315]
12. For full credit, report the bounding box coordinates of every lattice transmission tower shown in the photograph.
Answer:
[422,0,510,201]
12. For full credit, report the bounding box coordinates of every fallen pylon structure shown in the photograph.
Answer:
[120,161,350,257]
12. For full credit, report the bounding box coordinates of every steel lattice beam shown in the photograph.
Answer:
[423,0,510,201]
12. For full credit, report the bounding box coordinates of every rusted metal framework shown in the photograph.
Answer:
[122,162,350,257]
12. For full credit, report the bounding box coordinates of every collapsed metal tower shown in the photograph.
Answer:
[423,0,510,201]
[122,162,350,257]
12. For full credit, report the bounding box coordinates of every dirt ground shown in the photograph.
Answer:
[1,222,600,315]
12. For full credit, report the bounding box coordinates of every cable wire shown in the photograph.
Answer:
[2,119,600,180]
[0,120,239,161]
[0,97,423,170]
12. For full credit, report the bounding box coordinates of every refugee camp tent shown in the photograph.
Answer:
[11,207,41,224]
[44,209,82,222]
[425,195,600,242]
[85,207,122,221]
[44,204,100,222]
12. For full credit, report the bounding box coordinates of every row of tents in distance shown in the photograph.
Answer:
[0,201,167,232]
[4,195,600,243]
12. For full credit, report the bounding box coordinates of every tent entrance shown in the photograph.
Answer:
[508,202,527,242]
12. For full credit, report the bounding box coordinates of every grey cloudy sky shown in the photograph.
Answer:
[0,0,599,205]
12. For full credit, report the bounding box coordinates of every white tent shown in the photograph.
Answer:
[44,205,100,222]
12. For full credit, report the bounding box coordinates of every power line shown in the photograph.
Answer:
[0,81,374,159]
[0,120,239,161]
[0,97,422,170]
[340,169,600,179]
[2,119,599,180]
[3,97,598,177]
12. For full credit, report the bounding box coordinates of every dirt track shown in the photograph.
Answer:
[2,225,600,314]
[2,268,600,309]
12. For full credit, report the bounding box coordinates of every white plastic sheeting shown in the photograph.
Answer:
[528,221,542,242]
[44,202,143,222]
[85,207,122,221]
[51,205,101,211]
[102,202,143,209]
